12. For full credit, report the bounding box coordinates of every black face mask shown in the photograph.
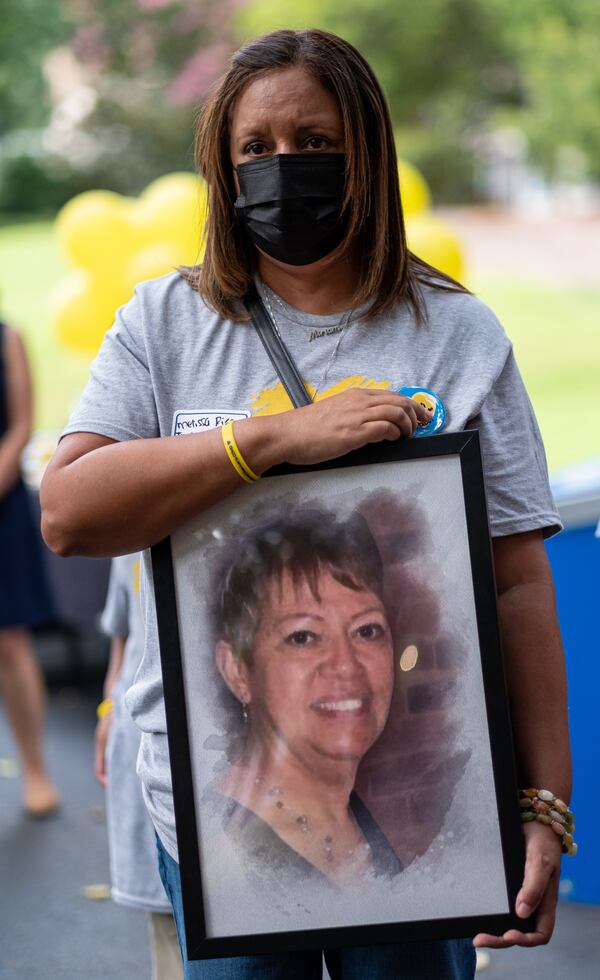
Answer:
[234,153,347,266]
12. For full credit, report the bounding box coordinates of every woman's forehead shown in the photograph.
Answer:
[230,67,342,135]
[263,567,381,611]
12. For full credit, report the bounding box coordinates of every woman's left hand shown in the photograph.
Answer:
[473,821,562,948]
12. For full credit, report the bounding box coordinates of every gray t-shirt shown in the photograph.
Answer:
[100,553,171,911]
[63,271,561,861]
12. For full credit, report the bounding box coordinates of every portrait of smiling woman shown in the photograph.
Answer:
[206,506,402,888]
[42,25,570,980]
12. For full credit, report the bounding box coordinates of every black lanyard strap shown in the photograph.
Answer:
[244,283,312,409]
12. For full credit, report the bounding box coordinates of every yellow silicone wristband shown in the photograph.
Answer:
[221,421,260,483]
[97,698,113,720]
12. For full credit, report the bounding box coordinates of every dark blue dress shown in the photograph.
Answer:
[0,322,54,628]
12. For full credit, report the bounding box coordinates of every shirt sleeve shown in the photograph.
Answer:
[100,558,130,638]
[62,287,159,443]
[468,347,562,539]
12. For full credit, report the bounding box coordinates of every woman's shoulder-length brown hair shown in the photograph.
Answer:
[180,28,469,323]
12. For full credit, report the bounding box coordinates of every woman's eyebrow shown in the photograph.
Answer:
[295,122,341,135]
[235,120,340,142]
[349,605,387,622]
[274,613,326,625]
[236,128,268,141]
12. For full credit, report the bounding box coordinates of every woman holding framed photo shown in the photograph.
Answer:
[41,27,571,980]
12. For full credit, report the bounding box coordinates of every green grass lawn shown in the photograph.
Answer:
[473,278,600,474]
[0,219,598,473]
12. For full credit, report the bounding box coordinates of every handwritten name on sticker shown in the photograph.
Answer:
[172,410,250,436]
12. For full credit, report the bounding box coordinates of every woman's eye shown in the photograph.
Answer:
[354,622,385,641]
[284,630,317,646]
[303,136,329,150]
[244,142,268,156]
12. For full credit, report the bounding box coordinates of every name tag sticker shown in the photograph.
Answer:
[172,409,250,436]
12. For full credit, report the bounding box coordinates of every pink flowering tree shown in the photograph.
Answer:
[45,0,249,193]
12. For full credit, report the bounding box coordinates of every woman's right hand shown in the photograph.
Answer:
[273,388,432,466]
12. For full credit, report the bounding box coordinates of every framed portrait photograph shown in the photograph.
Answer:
[152,430,528,959]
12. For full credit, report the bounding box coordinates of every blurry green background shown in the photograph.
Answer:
[1,0,599,472]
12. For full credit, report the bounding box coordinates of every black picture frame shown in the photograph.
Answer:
[152,430,529,960]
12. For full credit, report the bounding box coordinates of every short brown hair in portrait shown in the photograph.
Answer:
[217,506,385,664]
[180,28,469,323]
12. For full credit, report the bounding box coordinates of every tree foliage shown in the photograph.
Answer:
[1,0,599,211]
[490,0,600,179]
[1,0,243,210]
[237,0,600,191]
[0,0,70,132]
[45,0,244,194]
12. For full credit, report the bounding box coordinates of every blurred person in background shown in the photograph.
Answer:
[96,552,182,980]
[0,316,59,816]
[41,27,571,980]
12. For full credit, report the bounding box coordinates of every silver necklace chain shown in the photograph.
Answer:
[261,285,354,401]
[255,779,372,866]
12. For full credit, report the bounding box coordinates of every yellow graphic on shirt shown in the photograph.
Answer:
[251,375,391,415]
[133,559,141,594]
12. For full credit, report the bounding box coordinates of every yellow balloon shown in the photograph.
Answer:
[125,241,188,293]
[142,171,203,201]
[133,172,207,264]
[398,159,432,217]
[406,213,465,281]
[50,270,129,355]
[55,191,138,272]
[52,173,213,357]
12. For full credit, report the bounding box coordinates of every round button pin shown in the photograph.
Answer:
[397,386,446,437]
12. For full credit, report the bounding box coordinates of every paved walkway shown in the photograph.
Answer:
[0,685,150,980]
[436,207,600,287]
[1,682,599,979]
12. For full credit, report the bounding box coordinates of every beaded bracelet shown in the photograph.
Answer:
[519,788,577,856]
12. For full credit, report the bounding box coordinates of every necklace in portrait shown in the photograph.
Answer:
[253,775,371,869]
[261,285,355,401]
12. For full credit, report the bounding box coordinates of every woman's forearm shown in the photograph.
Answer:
[40,414,286,558]
[41,388,428,558]
[494,537,572,802]
[498,582,571,800]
